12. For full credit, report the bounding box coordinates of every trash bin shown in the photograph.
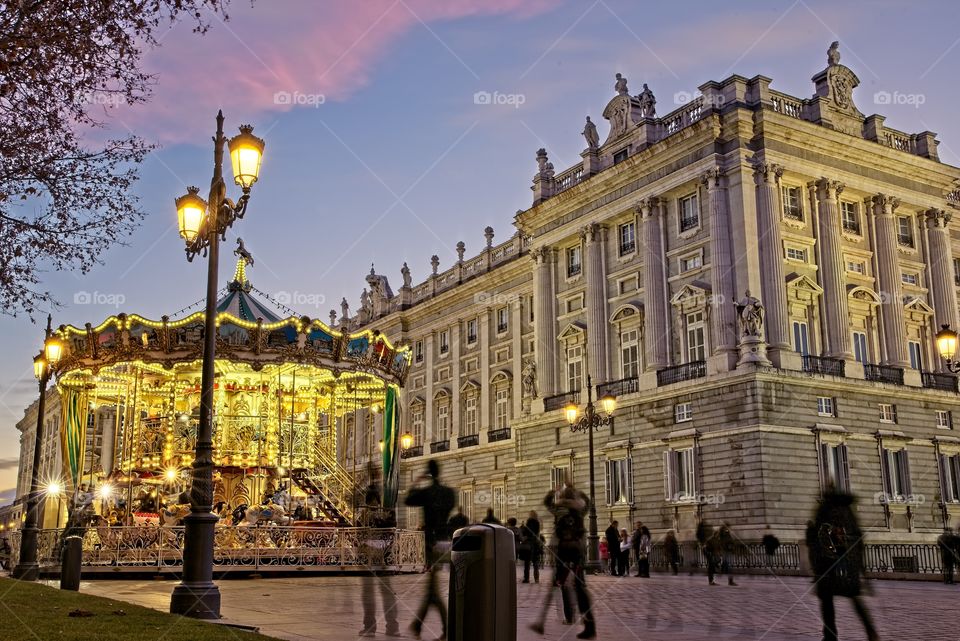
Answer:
[60,535,83,591]
[448,523,516,641]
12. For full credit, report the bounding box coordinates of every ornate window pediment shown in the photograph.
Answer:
[410,395,425,407]
[490,370,512,386]
[904,296,933,322]
[433,387,451,401]
[459,379,480,395]
[670,282,710,314]
[847,285,881,307]
[557,321,587,343]
[786,273,823,303]
[610,303,642,324]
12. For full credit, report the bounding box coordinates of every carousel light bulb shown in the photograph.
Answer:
[46,481,62,496]
[98,483,114,499]
[165,468,178,481]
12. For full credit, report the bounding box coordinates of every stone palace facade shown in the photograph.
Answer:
[342,43,960,544]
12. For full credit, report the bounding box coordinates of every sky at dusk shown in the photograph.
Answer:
[2,0,959,501]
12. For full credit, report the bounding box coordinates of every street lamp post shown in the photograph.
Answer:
[562,375,616,573]
[13,314,63,580]
[935,324,960,373]
[169,111,264,619]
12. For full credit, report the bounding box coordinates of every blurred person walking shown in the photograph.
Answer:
[404,459,456,641]
[521,510,542,583]
[811,489,879,641]
[358,483,399,638]
[617,528,631,577]
[635,525,652,577]
[604,520,619,575]
[937,526,957,584]
[530,478,596,639]
[663,530,680,576]
[482,507,501,525]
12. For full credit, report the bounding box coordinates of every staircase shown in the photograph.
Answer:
[291,444,357,525]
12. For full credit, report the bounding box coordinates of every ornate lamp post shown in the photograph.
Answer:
[562,375,616,573]
[169,111,264,619]
[936,324,960,373]
[13,315,63,580]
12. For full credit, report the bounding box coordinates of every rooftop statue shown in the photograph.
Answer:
[582,116,600,150]
[638,83,656,118]
[614,72,629,96]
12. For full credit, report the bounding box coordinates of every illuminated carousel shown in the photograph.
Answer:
[26,251,423,573]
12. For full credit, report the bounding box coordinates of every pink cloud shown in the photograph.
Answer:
[109,0,555,144]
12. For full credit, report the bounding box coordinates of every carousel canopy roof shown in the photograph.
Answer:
[214,256,287,324]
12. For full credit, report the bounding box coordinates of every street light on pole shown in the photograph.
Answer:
[169,111,264,619]
[562,374,616,573]
[13,315,63,580]
[935,324,960,373]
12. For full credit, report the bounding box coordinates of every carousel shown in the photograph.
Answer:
[27,248,422,572]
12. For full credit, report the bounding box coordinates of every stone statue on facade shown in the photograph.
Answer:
[521,358,538,399]
[614,72,629,96]
[359,289,372,317]
[638,83,656,118]
[827,40,840,66]
[535,148,554,179]
[401,262,412,288]
[340,297,350,320]
[582,116,600,150]
[737,291,764,337]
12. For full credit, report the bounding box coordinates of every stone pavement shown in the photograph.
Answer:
[77,568,958,641]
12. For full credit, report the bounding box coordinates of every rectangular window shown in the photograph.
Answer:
[567,345,583,392]
[901,272,919,286]
[620,328,640,379]
[605,457,633,505]
[613,148,628,165]
[492,485,506,522]
[415,340,424,363]
[466,319,478,344]
[781,185,803,221]
[939,452,960,502]
[785,246,807,262]
[908,341,923,371]
[793,321,810,356]
[664,448,697,501]
[879,403,897,424]
[680,253,703,272]
[495,389,509,430]
[674,402,693,423]
[436,404,450,441]
[551,465,570,494]
[841,201,861,234]
[846,260,865,275]
[618,222,636,255]
[897,215,914,247]
[439,330,449,354]
[412,407,424,445]
[618,276,637,295]
[852,331,868,365]
[496,307,509,333]
[459,489,474,522]
[566,245,582,277]
[463,396,478,435]
[565,295,584,314]
[817,396,835,417]
[880,447,912,501]
[686,312,706,362]
[937,410,953,430]
[679,193,700,232]
[819,442,850,492]
[955,258,960,287]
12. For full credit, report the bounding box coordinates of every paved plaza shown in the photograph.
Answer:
[76,569,956,641]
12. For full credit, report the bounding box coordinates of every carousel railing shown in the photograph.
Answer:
[6,526,424,573]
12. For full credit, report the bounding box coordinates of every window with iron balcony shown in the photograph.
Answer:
[566,245,582,277]
[618,221,636,255]
[781,185,803,221]
[679,193,699,232]
[896,215,914,247]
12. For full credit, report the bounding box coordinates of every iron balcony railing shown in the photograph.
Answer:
[400,445,423,459]
[802,355,845,377]
[597,376,639,397]
[487,427,511,443]
[922,371,958,392]
[457,434,479,448]
[656,361,706,387]
[430,440,450,454]
[544,390,580,411]
[865,363,904,385]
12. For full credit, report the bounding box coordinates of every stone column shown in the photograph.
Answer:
[872,195,909,367]
[815,178,852,359]
[451,321,461,442]
[510,298,523,417]
[702,168,737,361]
[925,208,959,342]
[640,198,668,370]
[533,247,558,397]
[752,161,790,360]
[479,309,491,430]
[583,223,609,382]
[424,334,434,443]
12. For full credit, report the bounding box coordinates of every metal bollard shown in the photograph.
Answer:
[60,536,83,591]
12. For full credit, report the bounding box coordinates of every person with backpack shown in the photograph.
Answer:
[529,478,596,639]
[521,510,542,583]
[811,488,878,641]
[404,459,456,640]
[636,525,652,577]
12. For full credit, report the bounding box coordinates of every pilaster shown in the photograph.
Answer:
[815,177,852,360]
[752,161,790,363]
[533,247,558,397]
[640,198,668,370]
[872,194,909,367]
[702,168,737,370]
[925,208,959,367]
[479,309,491,431]
[583,223,609,382]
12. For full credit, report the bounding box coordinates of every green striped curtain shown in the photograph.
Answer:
[382,385,401,508]
[60,389,88,488]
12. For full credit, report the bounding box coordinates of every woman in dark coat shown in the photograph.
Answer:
[811,490,878,641]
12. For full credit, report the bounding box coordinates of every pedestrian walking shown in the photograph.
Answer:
[507,517,523,569]
[404,459,456,641]
[937,526,957,584]
[481,507,501,525]
[662,530,680,575]
[811,488,879,641]
[358,483,399,638]
[447,507,468,537]
[618,528,631,577]
[762,529,781,571]
[604,520,619,575]
[630,521,642,576]
[521,510,542,583]
[636,525,652,577]
[530,479,596,639]
[718,524,738,586]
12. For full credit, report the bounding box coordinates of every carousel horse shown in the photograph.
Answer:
[161,503,191,527]
[235,501,292,527]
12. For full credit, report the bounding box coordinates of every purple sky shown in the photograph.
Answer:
[2,0,959,501]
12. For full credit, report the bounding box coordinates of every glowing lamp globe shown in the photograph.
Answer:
[936,324,958,362]
[44,335,63,365]
[600,394,617,417]
[564,403,579,425]
[176,187,207,242]
[228,125,265,189]
[33,353,47,380]
[400,432,414,450]
[378,440,385,453]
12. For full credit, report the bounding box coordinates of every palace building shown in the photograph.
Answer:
[341,43,960,545]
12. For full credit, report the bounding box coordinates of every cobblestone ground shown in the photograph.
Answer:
[79,568,958,641]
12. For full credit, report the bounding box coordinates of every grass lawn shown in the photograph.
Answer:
[0,577,279,641]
